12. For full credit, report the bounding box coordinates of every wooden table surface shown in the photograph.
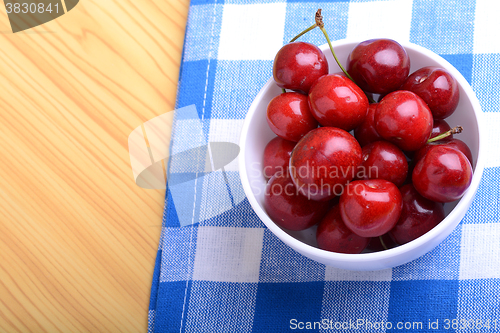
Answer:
[0,0,189,331]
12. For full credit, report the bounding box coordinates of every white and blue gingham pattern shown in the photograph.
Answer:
[149,0,500,332]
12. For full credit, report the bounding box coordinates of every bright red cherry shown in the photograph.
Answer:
[359,141,408,187]
[290,127,362,201]
[354,103,382,147]
[401,66,459,119]
[375,90,433,151]
[412,145,473,203]
[316,205,369,254]
[308,73,369,131]
[413,138,473,168]
[264,173,330,231]
[347,39,410,94]
[273,42,329,94]
[263,137,296,179]
[340,179,403,237]
[339,179,402,237]
[266,92,318,142]
[389,184,445,245]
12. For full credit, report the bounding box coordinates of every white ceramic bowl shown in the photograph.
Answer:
[239,39,484,271]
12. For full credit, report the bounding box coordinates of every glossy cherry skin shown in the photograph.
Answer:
[316,205,369,254]
[408,136,473,181]
[430,119,452,139]
[273,42,329,94]
[412,145,473,203]
[401,66,459,119]
[389,184,445,245]
[264,173,330,231]
[347,39,410,94]
[263,137,296,179]
[266,92,318,142]
[413,138,473,167]
[359,141,408,187]
[375,90,433,151]
[340,179,402,237]
[354,103,382,147]
[290,127,362,201]
[308,73,369,131]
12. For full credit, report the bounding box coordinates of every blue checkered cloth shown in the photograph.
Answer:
[149,0,500,332]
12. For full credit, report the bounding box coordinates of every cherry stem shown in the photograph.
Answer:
[289,23,318,43]
[315,11,349,79]
[427,126,463,143]
[281,88,286,94]
[315,9,376,104]
[379,236,389,251]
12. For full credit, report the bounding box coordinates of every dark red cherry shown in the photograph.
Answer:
[389,184,445,245]
[263,137,296,179]
[413,138,473,167]
[430,119,452,139]
[366,233,398,252]
[359,141,408,187]
[273,42,329,94]
[412,145,473,203]
[308,73,369,131]
[340,179,403,237]
[316,205,369,254]
[375,90,433,151]
[266,92,318,142]
[354,103,382,147]
[264,173,330,231]
[401,66,460,119]
[290,127,362,201]
[347,39,410,94]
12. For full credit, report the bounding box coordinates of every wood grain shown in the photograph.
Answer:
[0,0,189,331]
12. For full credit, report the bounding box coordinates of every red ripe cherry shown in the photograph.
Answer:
[390,184,445,245]
[446,139,474,165]
[375,90,433,151]
[264,173,330,231]
[400,66,459,119]
[273,42,329,94]
[430,119,452,140]
[263,137,296,179]
[308,73,369,131]
[359,141,408,187]
[347,39,410,94]
[266,92,318,142]
[412,145,473,203]
[290,127,362,201]
[413,138,473,167]
[354,103,382,147]
[316,205,369,254]
[340,179,403,237]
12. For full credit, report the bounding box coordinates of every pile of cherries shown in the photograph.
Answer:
[263,35,474,254]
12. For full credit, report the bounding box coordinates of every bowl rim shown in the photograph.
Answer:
[239,39,485,266]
